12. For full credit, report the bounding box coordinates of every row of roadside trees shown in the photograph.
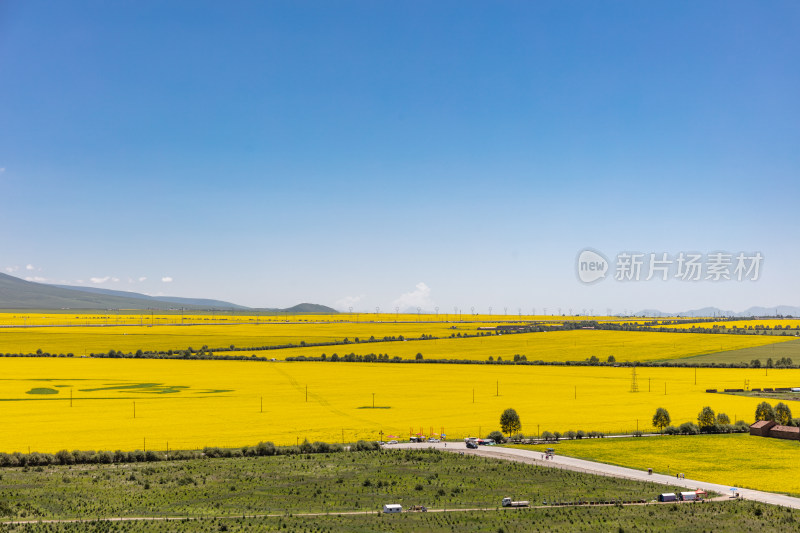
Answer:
[653,401,795,435]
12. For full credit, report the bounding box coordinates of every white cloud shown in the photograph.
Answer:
[111,277,119,282]
[392,282,435,312]
[90,276,111,284]
[0,168,5,174]
[161,276,173,283]
[335,294,364,311]
[25,276,48,283]
[138,276,147,282]
[25,264,34,271]
[5,266,19,273]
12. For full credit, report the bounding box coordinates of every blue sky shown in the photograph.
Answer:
[1,1,798,313]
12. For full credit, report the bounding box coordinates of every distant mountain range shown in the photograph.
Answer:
[0,273,337,313]
[632,306,800,318]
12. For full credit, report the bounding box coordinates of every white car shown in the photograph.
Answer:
[427,438,440,443]
[387,440,398,445]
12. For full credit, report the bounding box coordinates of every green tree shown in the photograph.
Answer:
[755,401,775,422]
[716,412,731,425]
[775,402,793,425]
[500,408,522,435]
[697,406,716,430]
[652,407,671,434]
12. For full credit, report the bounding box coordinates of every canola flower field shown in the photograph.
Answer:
[650,318,800,331]
[250,329,794,362]
[516,433,800,496]
[0,321,496,355]
[1,320,793,361]
[0,312,677,327]
[1,358,798,454]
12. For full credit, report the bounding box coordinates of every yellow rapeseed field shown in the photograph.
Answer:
[244,329,794,362]
[517,433,800,496]
[652,319,800,331]
[0,312,578,327]
[0,321,497,355]
[1,322,792,362]
[0,358,797,453]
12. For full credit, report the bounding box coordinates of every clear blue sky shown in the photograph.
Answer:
[1,1,798,313]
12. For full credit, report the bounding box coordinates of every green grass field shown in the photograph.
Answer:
[0,450,794,532]
[0,449,679,520]
[680,339,800,365]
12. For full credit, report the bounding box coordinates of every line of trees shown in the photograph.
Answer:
[0,439,382,469]
[754,401,795,426]
[650,406,748,435]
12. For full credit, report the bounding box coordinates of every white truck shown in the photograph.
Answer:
[502,497,529,507]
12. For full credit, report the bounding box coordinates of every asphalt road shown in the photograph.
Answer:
[390,441,800,509]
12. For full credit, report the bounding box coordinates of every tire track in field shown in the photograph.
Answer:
[267,364,379,427]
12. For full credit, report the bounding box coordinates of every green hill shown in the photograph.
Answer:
[0,274,337,313]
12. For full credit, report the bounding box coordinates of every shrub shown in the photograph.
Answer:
[56,450,75,465]
[352,440,380,452]
[663,425,679,435]
[678,422,700,435]
[564,430,577,440]
[487,431,505,444]
[254,441,276,456]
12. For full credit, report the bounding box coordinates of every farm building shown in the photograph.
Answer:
[749,420,800,441]
[768,425,800,441]
[749,420,775,437]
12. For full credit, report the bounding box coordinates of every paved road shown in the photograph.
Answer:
[390,441,800,509]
